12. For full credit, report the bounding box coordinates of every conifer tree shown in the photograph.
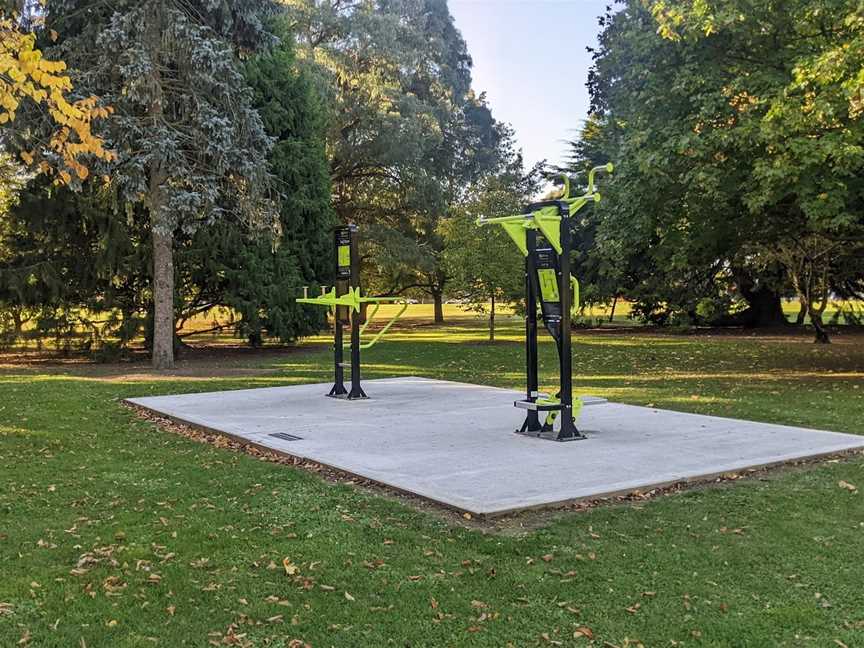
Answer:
[45,0,279,367]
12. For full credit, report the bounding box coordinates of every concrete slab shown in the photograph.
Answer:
[126,377,864,516]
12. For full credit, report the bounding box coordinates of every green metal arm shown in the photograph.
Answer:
[349,301,408,350]
[297,286,362,311]
[297,286,404,313]
[571,275,580,313]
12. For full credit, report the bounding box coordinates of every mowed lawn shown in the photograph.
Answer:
[1,317,864,647]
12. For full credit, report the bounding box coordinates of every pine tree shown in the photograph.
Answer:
[189,22,334,344]
[45,0,279,368]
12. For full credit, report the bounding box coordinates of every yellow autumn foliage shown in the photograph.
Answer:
[0,17,114,185]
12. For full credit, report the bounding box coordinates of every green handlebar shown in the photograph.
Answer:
[557,163,614,200]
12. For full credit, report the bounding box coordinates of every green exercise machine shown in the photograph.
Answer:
[296,224,406,399]
[477,164,613,441]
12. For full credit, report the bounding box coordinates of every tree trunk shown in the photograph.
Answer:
[488,293,495,342]
[11,308,23,337]
[809,265,831,344]
[146,4,172,370]
[609,294,618,323]
[810,308,830,344]
[152,227,175,368]
[714,269,787,327]
[795,298,807,325]
[738,284,787,327]
[432,291,444,324]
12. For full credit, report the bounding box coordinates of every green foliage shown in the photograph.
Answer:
[290,0,509,318]
[576,0,864,335]
[190,20,335,344]
[0,182,148,353]
[47,0,278,233]
[38,0,282,367]
[442,162,540,339]
[0,5,334,350]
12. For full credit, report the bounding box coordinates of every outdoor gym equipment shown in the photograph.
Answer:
[477,163,614,441]
[297,224,406,399]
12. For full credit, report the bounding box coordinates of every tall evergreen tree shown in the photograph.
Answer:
[1,11,334,352]
[190,18,334,344]
[45,0,279,367]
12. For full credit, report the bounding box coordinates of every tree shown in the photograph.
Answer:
[576,0,864,338]
[648,0,864,341]
[190,18,334,345]
[0,1,113,184]
[442,161,537,341]
[288,0,504,323]
[0,10,334,355]
[45,0,279,367]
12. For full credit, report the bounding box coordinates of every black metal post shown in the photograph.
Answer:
[347,224,367,399]
[328,319,348,397]
[328,227,349,397]
[521,228,541,434]
[556,208,583,440]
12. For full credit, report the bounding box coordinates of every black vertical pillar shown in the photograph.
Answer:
[522,228,541,434]
[556,207,582,440]
[329,319,348,396]
[347,224,367,399]
[329,227,348,397]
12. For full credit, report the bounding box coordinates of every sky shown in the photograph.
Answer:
[449,0,611,170]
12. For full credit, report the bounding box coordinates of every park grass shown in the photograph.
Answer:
[1,317,864,647]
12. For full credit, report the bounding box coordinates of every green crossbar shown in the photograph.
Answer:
[297,286,406,350]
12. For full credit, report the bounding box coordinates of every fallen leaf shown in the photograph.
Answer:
[541,554,554,562]
[573,626,594,639]
[344,592,355,602]
[283,558,299,576]
[839,481,858,493]
[166,606,176,616]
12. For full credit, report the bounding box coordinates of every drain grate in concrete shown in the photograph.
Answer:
[269,432,303,442]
